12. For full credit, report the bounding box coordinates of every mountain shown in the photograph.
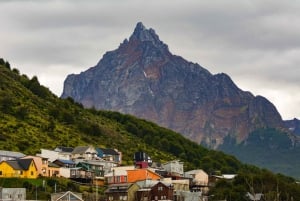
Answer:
[284,118,300,136]
[61,22,285,148]
[2,60,300,200]
[61,22,300,178]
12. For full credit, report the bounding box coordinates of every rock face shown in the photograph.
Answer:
[284,118,300,136]
[62,22,284,148]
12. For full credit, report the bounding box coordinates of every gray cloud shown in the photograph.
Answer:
[0,0,300,119]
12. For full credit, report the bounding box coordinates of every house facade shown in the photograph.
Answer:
[184,169,209,193]
[162,160,184,178]
[0,158,38,178]
[71,146,97,160]
[136,181,174,201]
[0,187,26,201]
[96,148,121,164]
[22,155,49,177]
[38,148,72,162]
[105,183,140,201]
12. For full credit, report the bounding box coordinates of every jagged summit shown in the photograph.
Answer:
[62,22,284,149]
[129,22,168,50]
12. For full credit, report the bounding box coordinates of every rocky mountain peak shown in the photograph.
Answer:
[62,22,285,148]
[129,22,168,50]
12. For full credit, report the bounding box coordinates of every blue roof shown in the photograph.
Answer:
[55,159,75,164]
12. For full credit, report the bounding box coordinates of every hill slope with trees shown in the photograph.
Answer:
[1,58,300,200]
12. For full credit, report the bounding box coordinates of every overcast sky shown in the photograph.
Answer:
[1,0,299,120]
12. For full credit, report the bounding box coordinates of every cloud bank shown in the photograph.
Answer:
[1,0,299,119]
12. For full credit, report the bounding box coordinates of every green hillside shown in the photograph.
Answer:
[1,58,300,200]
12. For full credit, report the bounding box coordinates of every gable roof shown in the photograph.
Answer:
[72,146,94,154]
[136,180,172,189]
[5,158,35,170]
[96,148,119,155]
[51,191,83,201]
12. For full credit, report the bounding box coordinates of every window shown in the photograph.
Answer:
[20,171,23,175]
[116,176,120,183]
[0,171,2,175]
[18,194,23,199]
[31,171,34,175]
[155,196,158,200]
[124,176,127,182]
[109,196,113,201]
[158,186,163,191]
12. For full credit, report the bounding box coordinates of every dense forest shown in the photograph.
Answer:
[1,58,300,200]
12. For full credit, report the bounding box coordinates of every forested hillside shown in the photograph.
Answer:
[1,58,300,200]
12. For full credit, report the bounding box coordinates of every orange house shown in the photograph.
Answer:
[127,169,162,183]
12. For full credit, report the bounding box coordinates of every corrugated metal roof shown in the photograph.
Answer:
[0,150,25,158]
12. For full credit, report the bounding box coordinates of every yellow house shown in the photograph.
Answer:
[0,158,38,178]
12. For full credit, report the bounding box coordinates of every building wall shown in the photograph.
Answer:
[23,160,38,179]
[60,168,71,178]
[22,156,48,177]
[162,160,184,176]
[0,161,38,179]
[39,149,59,162]
[0,188,26,201]
[48,166,60,177]
[0,162,18,178]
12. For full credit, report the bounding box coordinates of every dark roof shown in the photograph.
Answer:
[72,146,91,154]
[6,158,34,170]
[55,146,74,153]
[48,162,61,168]
[97,148,119,155]
[6,160,22,170]
[53,159,75,165]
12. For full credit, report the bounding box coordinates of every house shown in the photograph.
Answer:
[53,159,76,168]
[162,160,184,178]
[0,187,26,201]
[51,191,83,201]
[0,158,38,178]
[127,169,162,183]
[48,162,61,177]
[74,158,118,175]
[105,169,128,185]
[38,148,72,162]
[136,180,174,201]
[76,161,104,177]
[0,150,25,162]
[21,155,49,177]
[96,148,122,164]
[71,145,97,160]
[53,159,76,178]
[105,183,140,201]
[184,169,209,193]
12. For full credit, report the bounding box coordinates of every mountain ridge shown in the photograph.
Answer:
[61,22,286,147]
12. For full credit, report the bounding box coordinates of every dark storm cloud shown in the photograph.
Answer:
[0,0,299,119]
